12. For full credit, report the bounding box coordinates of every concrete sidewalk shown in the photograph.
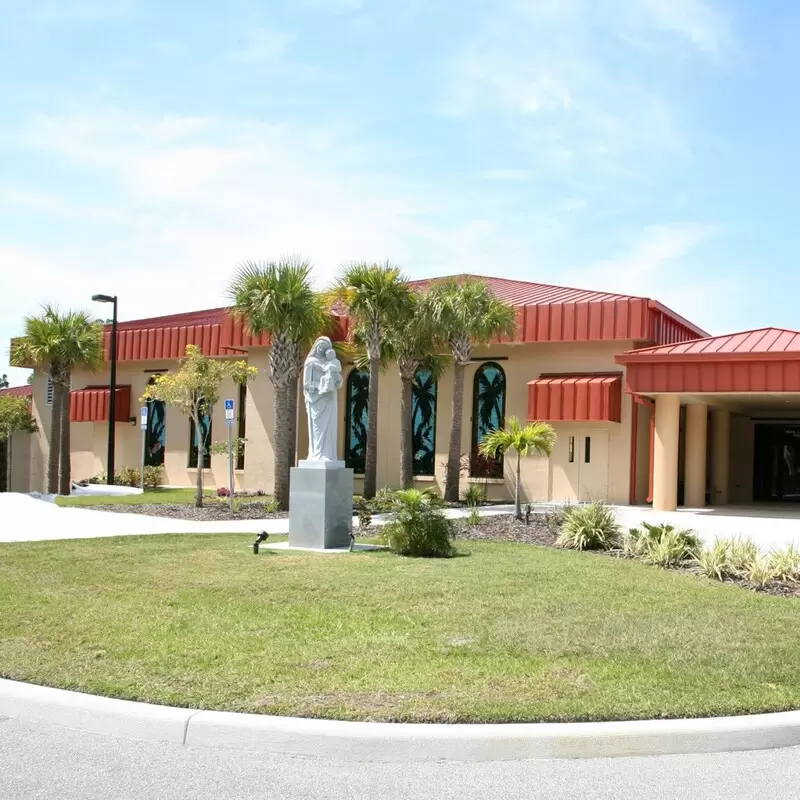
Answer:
[0,493,517,543]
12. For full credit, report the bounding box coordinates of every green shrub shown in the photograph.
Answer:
[466,508,482,526]
[697,539,731,581]
[461,484,486,508]
[769,545,800,583]
[142,465,163,489]
[115,466,141,487]
[357,506,373,532]
[727,537,760,578]
[543,503,573,536]
[262,496,279,513]
[625,523,700,567]
[556,502,620,551]
[88,471,106,485]
[746,556,774,589]
[381,488,455,558]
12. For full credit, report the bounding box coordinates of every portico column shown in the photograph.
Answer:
[711,408,731,506]
[684,403,708,508]
[653,395,680,512]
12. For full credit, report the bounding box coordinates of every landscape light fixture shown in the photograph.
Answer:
[91,294,118,486]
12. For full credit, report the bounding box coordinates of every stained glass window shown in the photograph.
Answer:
[471,362,506,478]
[144,377,166,468]
[345,369,369,474]
[412,369,437,476]
[188,413,212,469]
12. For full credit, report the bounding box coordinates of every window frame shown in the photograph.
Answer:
[411,368,438,477]
[470,361,507,478]
[344,368,369,474]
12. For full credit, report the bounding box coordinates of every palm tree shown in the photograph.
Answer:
[388,294,449,488]
[479,417,556,520]
[427,278,516,503]
[228,258,328,511]
[335,262,411,499]
[10,306,104,494]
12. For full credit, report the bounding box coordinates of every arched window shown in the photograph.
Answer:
[144,376,166,467]
[412,369,437,476]
[345,369,369,473]
[471,362,506,478]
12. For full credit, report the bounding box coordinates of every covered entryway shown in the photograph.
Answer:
[616,328,800,511]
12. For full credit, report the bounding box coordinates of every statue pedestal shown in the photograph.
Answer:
[288,461,354,550]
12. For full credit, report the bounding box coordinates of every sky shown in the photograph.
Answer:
[1,0,799,383]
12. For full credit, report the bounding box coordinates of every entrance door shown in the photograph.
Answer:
[753,424,800,501]
[578,430,610,502]
[549,429,610,503]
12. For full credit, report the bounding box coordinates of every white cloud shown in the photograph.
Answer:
[565,222,730,327]
[634,0,732,56]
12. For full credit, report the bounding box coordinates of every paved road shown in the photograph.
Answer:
[2,716,799,800]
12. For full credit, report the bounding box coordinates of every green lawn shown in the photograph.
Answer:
[1,535,799,723]
[57,488,245,506]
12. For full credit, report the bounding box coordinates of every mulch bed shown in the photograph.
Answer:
[82,503,288,522]
[453,513,800,599]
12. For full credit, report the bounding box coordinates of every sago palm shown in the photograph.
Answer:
[479,417,556,520]
[427,278,516,502]
[335,262,411,499]
[227,258,328,510]
[10,306,104,494]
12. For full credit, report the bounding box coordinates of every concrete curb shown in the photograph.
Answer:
[3,678,800,761]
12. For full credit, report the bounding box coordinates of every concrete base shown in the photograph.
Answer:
[264,541,387,554]
[288,465,354,549]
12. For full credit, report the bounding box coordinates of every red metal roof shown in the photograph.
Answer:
[618,328,800,362]
[617,328,800,395]
[411,274,707,344]
[0,385,33,399]
[528,374,622,423]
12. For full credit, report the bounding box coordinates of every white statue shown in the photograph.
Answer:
[303,336,344,462]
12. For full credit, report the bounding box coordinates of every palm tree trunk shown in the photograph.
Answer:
[399,374,414,489]
[58,377,72,496]
[364,357,380,499]
[515,451,522,520]
[47,375,61,495]
[445,361,465,503]
[273,384,290,511]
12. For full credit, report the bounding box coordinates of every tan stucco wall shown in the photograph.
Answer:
[343,340,636,504]
[33,340,639,502]
[7,432,32,492]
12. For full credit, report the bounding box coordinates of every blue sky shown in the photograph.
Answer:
[1,0,798,383]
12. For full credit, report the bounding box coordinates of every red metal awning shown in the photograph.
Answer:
[70,386,132,423]
[527,374,622,423]
[615,327,800,393]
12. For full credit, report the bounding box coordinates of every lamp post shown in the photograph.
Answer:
[92,294,118,486]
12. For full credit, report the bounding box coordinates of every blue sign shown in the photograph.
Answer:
[139,406,148,430]
[224,399,234,410]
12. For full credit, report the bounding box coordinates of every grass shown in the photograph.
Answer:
[56,488,266,507]
[2,535,800,723]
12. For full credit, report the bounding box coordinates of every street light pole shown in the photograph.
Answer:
[92,294,118,486]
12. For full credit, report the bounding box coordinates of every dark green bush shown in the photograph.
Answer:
[381,489,455,558]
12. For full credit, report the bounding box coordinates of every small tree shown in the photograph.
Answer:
[142,345,257,507]
[0,395,38,492]
[479,417,556,520]
[427,278,516,503]
[10,306,104,495]
[335,262,412,499]
[227,258,329,510]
